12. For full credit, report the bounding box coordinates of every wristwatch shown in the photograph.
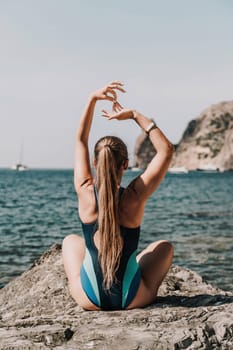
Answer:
[145,121,157,135]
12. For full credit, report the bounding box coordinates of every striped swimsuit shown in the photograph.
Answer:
[80,187,141,310]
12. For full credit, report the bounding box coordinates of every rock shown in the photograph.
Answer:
[172,100,233,171]
[0,243,233,349]
[134,121,157,169]
[134,101,233,171]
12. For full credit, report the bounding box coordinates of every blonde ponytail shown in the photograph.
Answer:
[94,136,128,290]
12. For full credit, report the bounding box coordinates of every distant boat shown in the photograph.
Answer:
[168,166,189,174]
[197,164,219,172]
[11,139,29,171]
[11,163,29,171]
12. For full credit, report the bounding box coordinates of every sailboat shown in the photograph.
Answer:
[168,166,189,174]
[196,164,219,172]
[11,139,29,171]
[11,163,28,171]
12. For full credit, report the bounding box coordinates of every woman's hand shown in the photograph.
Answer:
[90,81,126,111]
[102,107,134,121]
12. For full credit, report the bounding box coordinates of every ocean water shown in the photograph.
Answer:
[0,169,232,291]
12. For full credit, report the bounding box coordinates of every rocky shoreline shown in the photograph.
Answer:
[134,100,233,171]
[0,244,233,349]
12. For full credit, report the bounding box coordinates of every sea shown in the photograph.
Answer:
[0,169,232,291]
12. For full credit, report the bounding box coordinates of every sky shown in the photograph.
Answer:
[0,0,233,168]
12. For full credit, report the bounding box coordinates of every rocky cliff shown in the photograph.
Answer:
[0,244,233,349]
[134,101,233,171]
[134,122,157,169]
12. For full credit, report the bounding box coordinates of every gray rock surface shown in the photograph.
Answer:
[0,244,233,349]
[172,101,233,170]
[134,101,233,171]
[134,126,156,169]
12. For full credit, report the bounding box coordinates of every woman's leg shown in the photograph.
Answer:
[127,240,174,309]
[62,234,100,310]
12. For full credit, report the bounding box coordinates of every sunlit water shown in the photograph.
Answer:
[0,169,232,291]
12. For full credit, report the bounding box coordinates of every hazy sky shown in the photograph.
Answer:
[1,0,233,168]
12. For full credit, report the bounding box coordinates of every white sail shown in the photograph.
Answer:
[11,139,29,171]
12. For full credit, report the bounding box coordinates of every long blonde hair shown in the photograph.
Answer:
[94,136,128,290]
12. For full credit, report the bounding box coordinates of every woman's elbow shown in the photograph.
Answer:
[165,142,174,159]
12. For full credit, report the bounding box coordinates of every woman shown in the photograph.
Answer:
[62,81,174,311]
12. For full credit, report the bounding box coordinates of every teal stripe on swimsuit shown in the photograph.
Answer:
[122,251,140,308]
[82,248,100,305]
[80,266,100,306]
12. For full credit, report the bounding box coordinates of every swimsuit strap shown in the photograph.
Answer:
[93,184,99,210]
[119,186,125,198]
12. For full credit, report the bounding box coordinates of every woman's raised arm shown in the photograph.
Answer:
[74,81,125,193]
[132,110,174,199]
[101,107,174,201]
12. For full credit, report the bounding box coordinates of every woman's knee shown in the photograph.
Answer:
[161,240,174,257]
[157,241,174,264]
[62,235,85,281]
[62,234,73,244]
[149,240,174,265]
[137,240,174,263]
[62,234,84,257]
[62,234,83,247]
[147,240,174,255]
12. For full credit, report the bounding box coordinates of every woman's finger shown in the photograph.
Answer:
[107,81,125,93]
[112,103,117,113]
[101,109,109,114]
[113,102,122,112]
[106,88,117,100]
[109,80,124,86]
[113,103,122,112]
[101,109,112,117]
[114,101,123,110]
[108,84,126,93]
[117,100,123,108]
[102,110,118,120]
[104,95,115,102]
